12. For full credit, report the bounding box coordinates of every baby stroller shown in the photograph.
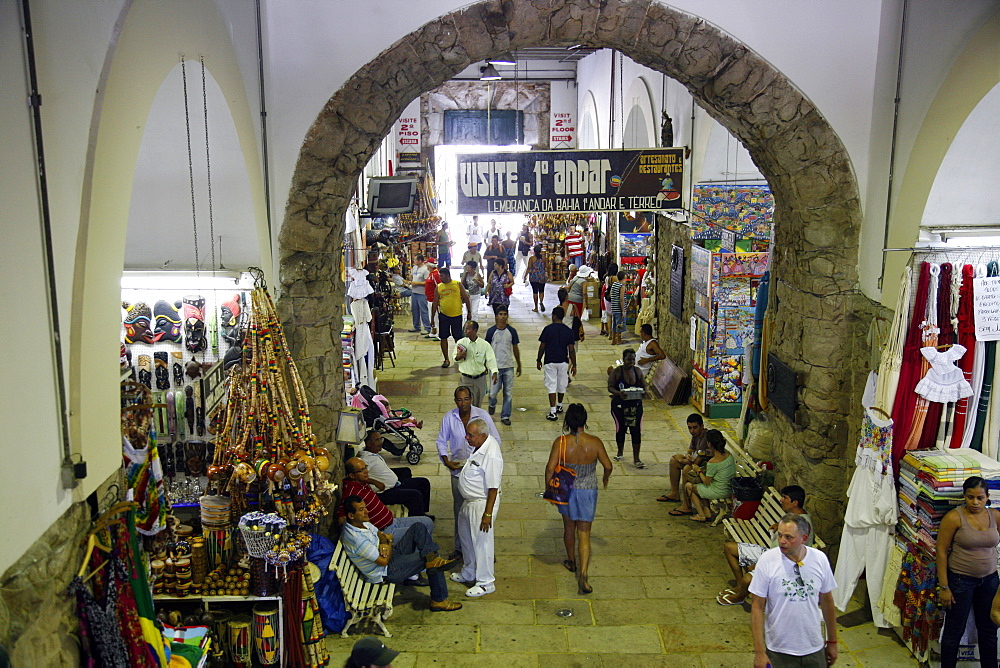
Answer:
[349,385,424,464]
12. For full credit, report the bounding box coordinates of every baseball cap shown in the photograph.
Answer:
[349,637,399,665]
[426,257,437,265]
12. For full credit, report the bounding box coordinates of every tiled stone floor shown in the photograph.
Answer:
[326,280,917,666]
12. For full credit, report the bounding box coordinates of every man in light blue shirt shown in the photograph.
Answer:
[341,496,462,612]
[436,385,500,557]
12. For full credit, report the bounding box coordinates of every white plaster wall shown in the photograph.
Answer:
[0,0,74,575]
[922,81,1000,228]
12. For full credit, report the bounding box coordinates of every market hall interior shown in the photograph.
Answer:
[2,0,998,665]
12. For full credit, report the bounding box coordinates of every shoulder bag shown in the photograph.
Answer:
[543,436,577,506]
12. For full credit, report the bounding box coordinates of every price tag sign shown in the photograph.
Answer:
[973,276,1000,341]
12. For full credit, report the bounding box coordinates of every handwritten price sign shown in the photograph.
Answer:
[973,276,1000,341]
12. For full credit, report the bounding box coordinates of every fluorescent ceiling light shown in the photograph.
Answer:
[480,64,501,81]
[489,53,516,66]
[121,270,252,291]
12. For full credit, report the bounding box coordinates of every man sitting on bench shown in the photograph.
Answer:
[341,495,462,613]
[717,485,812,606]
[359,429,432,518]
[337,457,434,541]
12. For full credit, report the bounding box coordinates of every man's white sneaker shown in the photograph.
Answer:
[465,584,496,597]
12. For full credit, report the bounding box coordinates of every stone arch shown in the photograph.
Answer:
[279,0,864,536]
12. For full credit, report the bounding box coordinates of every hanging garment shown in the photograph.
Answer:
[894,546,944,657]
[833,406,896,625]
[876,267,911,414]
[918,264,955,450]
[961,264,989,449]
[951,265,977,447]
[892,263,931,471]
[914,346,975,403]
[983,353,1000,460]
[900,264,940,454]
[970,261,999,452]
[834,524,893,627]
[122,435,168,536]
[877,543,905,628]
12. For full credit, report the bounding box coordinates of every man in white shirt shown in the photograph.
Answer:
[455,320,498,408]
[358,429,431,518]
[749,514,838,668]
[467,215,483,250]
[485,306,521,426]
[408,254,432,334]
[452,418,503,597]
[436,386,500,558]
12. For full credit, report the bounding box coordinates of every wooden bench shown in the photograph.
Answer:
[329,540,395,638]
[328,505,409,638]
[723,486,827,550]
[706,434,765,526]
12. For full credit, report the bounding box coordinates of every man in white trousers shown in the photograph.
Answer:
[452,418,503,597]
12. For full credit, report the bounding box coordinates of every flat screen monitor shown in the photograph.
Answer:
[368,177,418,215]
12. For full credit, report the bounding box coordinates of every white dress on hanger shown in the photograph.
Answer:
[914,345,974,403]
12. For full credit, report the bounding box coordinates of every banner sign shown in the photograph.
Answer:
[394,99,421,165]
[455,148,684,215]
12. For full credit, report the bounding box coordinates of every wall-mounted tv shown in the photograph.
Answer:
[368,176,418,215]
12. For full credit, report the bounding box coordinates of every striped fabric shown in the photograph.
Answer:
[564,234,584,257]
[337,480,394,529]
[341,521,388,583]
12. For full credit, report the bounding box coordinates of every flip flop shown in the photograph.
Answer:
[562,560,577,572]
[690,516,710,523]
[656,495,680,502]
[717,592,745,606]
[668,509,694,516]
[441,360,451,368]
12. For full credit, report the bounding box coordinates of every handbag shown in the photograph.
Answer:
[542,436,577,506]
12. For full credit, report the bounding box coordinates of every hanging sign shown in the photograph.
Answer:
[455,147,684,215]
[973,276,1000,341]
[394,100,422,165]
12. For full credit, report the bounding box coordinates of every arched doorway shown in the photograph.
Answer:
[279,1,865,534]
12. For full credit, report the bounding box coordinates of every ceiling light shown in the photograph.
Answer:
[489,53,516,66]
[480,63,501,81]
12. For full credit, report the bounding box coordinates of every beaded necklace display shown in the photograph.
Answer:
[207,280,333,512]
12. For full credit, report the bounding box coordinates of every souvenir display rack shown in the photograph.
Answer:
[107,273,335,668]
[689,247,768,418]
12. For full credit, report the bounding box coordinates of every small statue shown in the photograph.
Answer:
[660,111,674,148]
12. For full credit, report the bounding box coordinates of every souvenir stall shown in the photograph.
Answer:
[84,271,335,667]
[690,183,773,252]
[851,253,1000,664]
[526,212,592,280]
[688,247,768,418]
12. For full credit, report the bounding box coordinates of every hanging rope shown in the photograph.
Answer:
[201,56,217,273]
[181,57,200,275]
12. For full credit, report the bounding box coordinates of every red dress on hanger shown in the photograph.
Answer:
[892,262,930,471]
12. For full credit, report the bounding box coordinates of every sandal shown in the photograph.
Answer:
[578,576,592,595]
[633,461,645,469]
[656,495,680,502]
[717,592,745,606]
[562,559,577,573]
[441,360,451,368]
[690,516,710,523]
[668,509,694,516]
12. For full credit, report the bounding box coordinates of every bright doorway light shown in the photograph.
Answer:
[434,144,533,245]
